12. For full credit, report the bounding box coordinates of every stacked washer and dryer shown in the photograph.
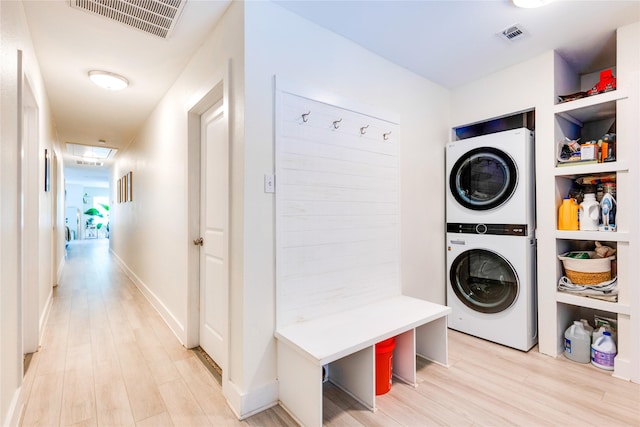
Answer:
[445,128,537,351]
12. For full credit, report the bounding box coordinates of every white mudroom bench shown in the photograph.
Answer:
[275,295,451,427]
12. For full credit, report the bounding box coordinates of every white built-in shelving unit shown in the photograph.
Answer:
[537,23,639,383]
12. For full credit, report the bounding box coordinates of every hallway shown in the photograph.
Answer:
[19,240,294,427]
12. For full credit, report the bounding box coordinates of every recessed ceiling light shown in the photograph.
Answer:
[88,70,129,90]
[513,0,552,8]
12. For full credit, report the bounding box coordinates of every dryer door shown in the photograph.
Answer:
[450,248,518,314]
[449,147,517,211]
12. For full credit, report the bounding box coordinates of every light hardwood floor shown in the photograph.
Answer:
[20,239,639,426]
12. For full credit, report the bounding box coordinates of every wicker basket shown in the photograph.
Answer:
[558,251,615,285]
[563,269,611,284]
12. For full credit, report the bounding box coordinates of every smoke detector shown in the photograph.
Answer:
[70,0,187,39]
[499,24,529,42]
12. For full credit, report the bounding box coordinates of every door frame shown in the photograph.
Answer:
[185,62,230,358]
[19,51,41,356]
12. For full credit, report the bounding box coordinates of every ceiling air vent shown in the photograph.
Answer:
[76,160,104,167]
[70,0,187,39]
[499,24,528,42]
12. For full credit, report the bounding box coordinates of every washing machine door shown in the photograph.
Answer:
[449,147,518,211]
[450,248,518,314]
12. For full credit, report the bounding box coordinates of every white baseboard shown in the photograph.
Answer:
[39,288,53,344]
[56,255,65,285]
[4,385,23,427]
[108,249,281,418]
[224,379,279,420]
[109,249,186,345]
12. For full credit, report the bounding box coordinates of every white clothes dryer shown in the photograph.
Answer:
[446,225,537,351]
[446,128,535,228]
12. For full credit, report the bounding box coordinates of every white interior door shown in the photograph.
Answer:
[199,100,228,370]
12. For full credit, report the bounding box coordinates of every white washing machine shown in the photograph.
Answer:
[446,128,535,228]
[446,227,537,351]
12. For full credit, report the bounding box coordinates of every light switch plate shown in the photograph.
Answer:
[264,174,275,193]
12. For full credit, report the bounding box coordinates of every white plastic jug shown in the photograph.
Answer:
[580,319,594,337]
[579,193,600,231]
[564,321,591,363]
[592,325,616,344]
[591,331,617,370]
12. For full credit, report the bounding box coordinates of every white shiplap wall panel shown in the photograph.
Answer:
[276,86,401,328]
[280,168,397,192]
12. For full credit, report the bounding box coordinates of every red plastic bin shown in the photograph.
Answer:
[375,337,396,395]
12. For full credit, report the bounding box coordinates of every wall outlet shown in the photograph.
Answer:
[264,174,275,193]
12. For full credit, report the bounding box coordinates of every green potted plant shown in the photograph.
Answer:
[83,204,109,237]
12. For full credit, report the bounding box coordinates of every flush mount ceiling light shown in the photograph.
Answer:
[88,70,129,90]
[513,0,552,7]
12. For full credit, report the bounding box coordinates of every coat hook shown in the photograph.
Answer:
[333,118,342,129]
[301,111,310,123]
[383,131,392,141]
[360,125,369,135]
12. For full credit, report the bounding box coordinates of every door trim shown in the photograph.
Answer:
[19,52,41,356]
[185,61,230,352]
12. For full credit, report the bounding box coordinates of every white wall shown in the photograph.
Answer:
[112,0,450,418]
[239,0,450,415]
[0,1,63,424]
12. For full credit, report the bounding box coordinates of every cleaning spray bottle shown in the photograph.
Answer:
[599,192,616,232]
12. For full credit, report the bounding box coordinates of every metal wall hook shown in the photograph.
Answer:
[333,118,342,129]
[383,131,392,141]
[360,125,369,135]
[301,111,310,123]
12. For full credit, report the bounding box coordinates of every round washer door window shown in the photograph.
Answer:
[450,147,518,211]
[450,248,518,314]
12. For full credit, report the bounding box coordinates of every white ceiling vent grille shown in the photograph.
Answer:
[76,160,104,166]
[70,0,187,39]
[499,24,528,42]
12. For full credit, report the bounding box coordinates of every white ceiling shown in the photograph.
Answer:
[276,0,639,88]
[22,0,231,177]
[21,0,639,183]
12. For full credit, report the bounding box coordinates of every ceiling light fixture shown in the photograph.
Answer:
[513,0,552,8]
[88,70,129,90]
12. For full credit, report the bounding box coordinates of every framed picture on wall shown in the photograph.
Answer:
[123,174,128,202]
[44,149,50,192]
[127,171,133,202]
[117,178,121,203]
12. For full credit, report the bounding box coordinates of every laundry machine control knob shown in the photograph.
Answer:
[475,224,488,234]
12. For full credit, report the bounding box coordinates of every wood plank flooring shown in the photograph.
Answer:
[20,239,639,426]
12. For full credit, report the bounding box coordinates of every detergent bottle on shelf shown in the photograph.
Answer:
[558,198,579,230]
[564,321,591,363]
[599,192,616,231]
[593,324,616,344]
[579,193,600,231]
[591,331,617,370]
